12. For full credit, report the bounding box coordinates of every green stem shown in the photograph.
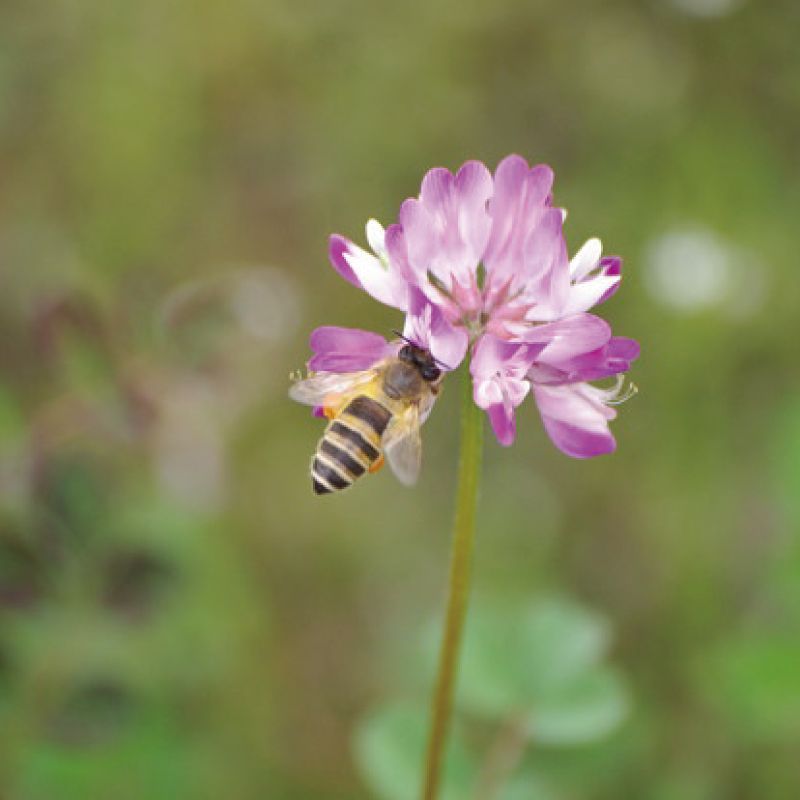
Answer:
[422,364,484,800]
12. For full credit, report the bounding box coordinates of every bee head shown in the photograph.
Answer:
[399,344,441,383]
[420,362,442,382]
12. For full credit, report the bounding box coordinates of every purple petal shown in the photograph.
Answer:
[608,336,640,360]
[383,223,412,280]
[470,333,541,380]
[521,207,570,316]
[471,333,520,377]
[308,326,392,372]
[545,335,641,383]
[596,256,622,305]
[484,156,555,286]
[533,383,617,458]
[419,166,454,209]
[399,161,492,289]
[328,234,408,310]
[397,197,434,285]
[470,333,533,448]
[529,334,640,385]
[486,402,517,447]
[600,255,622,276]
[329,234,360,287]
[403,286,468,370]
[455,161,495,258]
[539,417,617,458]
[522,314,612,365]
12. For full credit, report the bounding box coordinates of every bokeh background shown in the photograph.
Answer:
[2,0,799,797]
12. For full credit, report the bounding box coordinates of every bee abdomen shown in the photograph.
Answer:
[341,396,392,437]
[311,396,392,495]
[311,452,353,494]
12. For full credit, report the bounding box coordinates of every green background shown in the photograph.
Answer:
[2,1,799,797]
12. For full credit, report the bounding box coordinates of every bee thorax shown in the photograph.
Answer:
[383,361,423,400]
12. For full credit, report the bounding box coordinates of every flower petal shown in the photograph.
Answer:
[550,336,641,383]
[308,326,393,372]
[561,275,622,316]
[600,255,622,277]
[486,402,517,446]
[403,286,468,370]
[563,246,623,315]
[533,383,617,458]
[520,207,570,317]
[474,378,503,408]
[470,334,533,447]
[328,234,360,288]
[399,161,492,289]
[383,222,411,276]
[522,314,612,365]
[569,238,603,281]
[484,155,555,286]
[328,233,408,310]
[607,336,639,361]
[471,333,524,377]
[455,160,496,259]
[595,256,623,305]
[366,219,388,261]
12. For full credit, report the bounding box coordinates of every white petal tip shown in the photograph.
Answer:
[365,219,387,256]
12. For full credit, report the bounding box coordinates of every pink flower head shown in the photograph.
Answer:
[318,154,638,457]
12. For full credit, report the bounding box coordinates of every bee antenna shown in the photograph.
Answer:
[390,329,452,372]
[391,329,416,346]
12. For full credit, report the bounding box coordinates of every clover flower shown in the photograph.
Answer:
[296,157,640,800]
[319,154,638,457]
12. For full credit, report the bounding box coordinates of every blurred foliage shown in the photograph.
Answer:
[354,704,475,800]
[355,597,631,799]
[2,0,800,797]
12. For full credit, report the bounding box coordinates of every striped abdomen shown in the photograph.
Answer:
[311,395,392,495]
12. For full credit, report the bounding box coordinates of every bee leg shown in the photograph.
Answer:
[321,395,340,420]
[368,454,385,473]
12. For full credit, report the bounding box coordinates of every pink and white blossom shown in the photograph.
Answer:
[311,155,638,457]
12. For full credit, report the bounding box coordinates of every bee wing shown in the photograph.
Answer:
[289,369,378,407]
[418,390,438,425]
[383,404,423,486]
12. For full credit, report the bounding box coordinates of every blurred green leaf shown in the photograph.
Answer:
[353,702,475,800]
[529,666,629,746]
[456,597,612,722]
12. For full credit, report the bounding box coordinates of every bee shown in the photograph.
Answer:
[289,340,444,494]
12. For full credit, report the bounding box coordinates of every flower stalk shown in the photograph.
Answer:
[422,362,484,800]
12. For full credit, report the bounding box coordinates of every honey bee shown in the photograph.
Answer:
[289,340,444,494]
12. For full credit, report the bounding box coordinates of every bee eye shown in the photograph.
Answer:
[399,345,413,361]
[421,365,440,382]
